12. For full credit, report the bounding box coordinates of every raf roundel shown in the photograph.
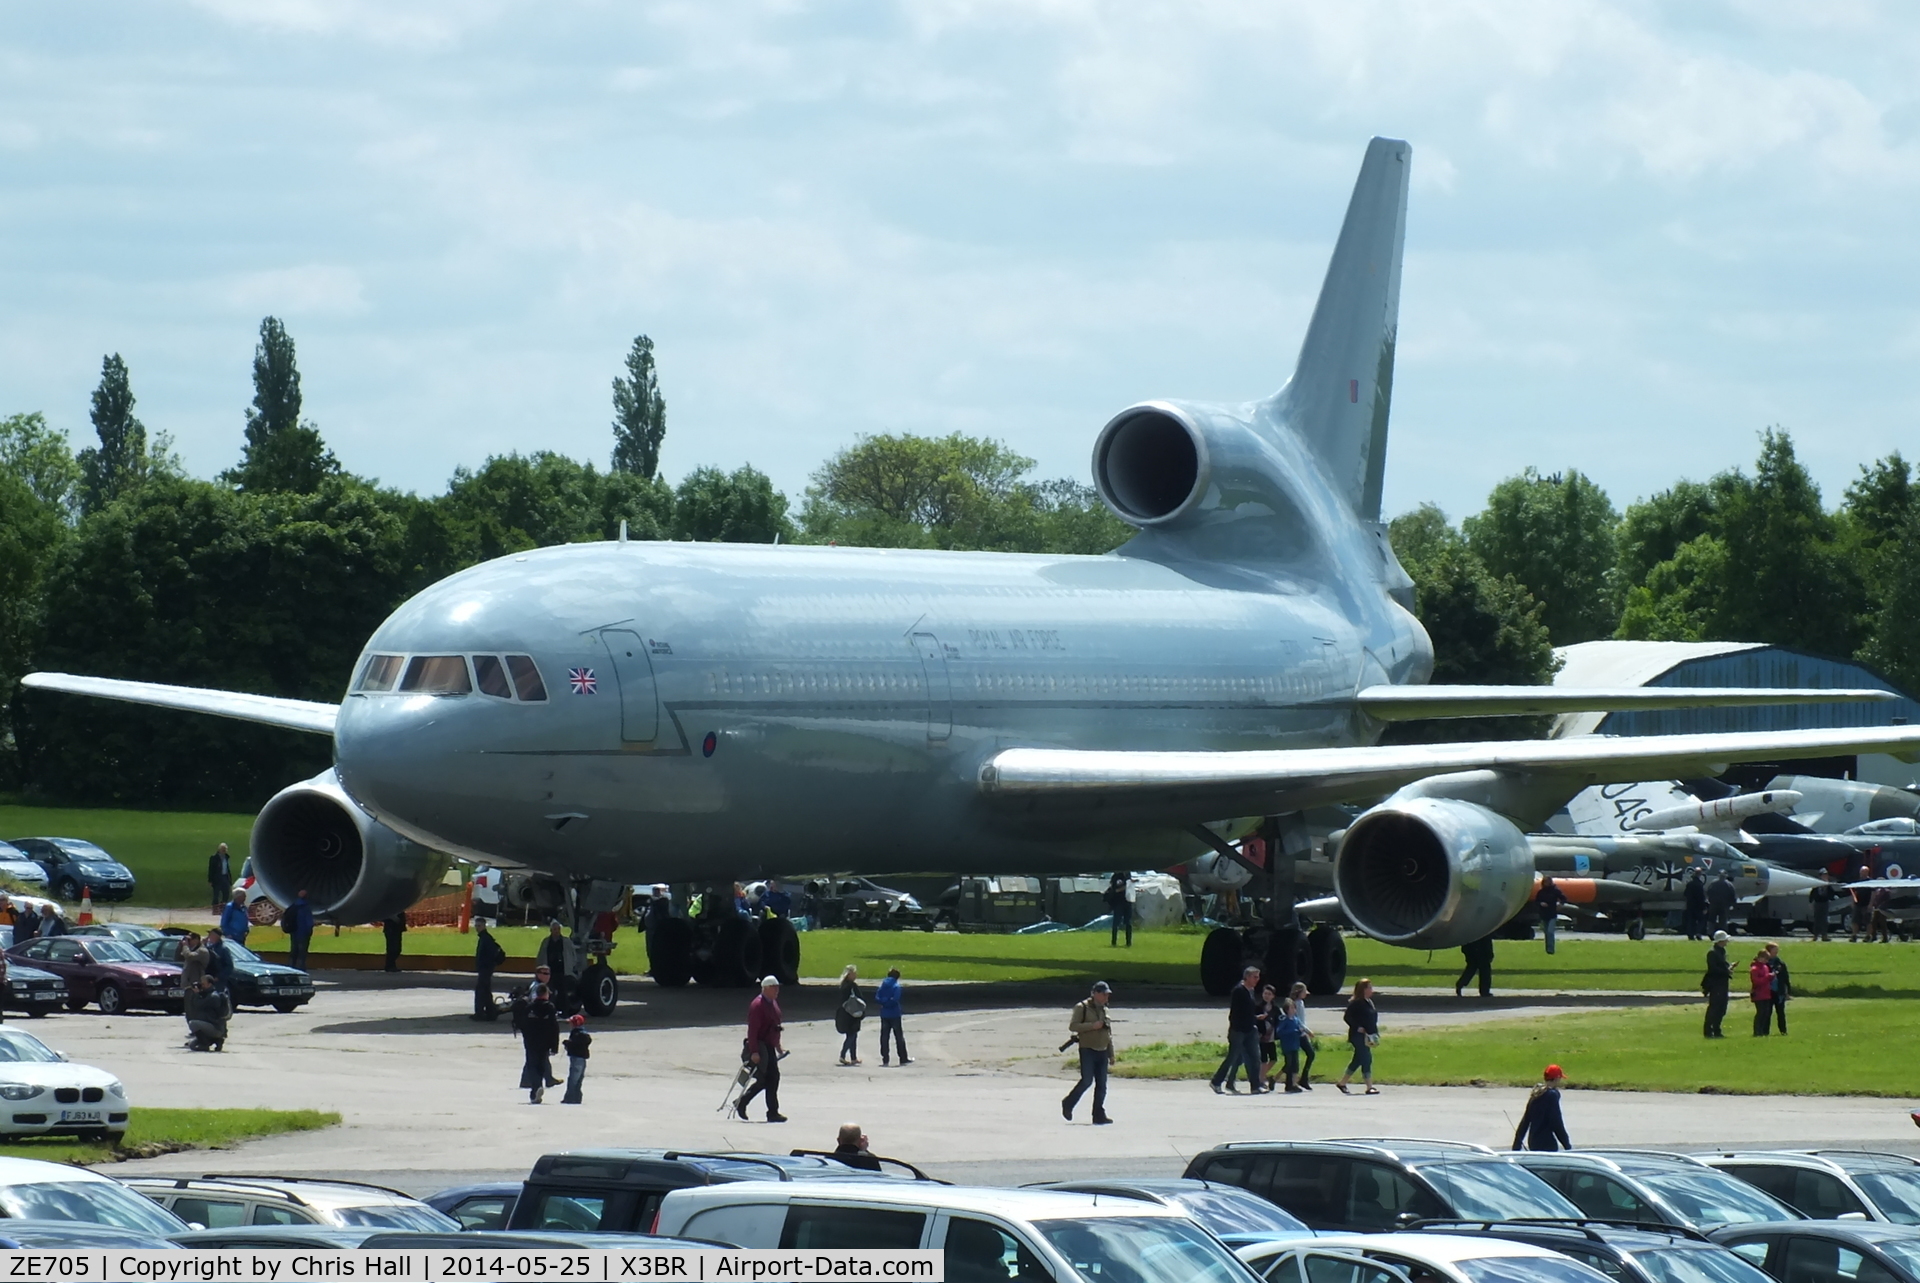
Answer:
[702,731,717,758]
[568,667,598,695]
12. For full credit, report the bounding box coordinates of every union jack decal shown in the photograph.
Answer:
[568,667,598,695]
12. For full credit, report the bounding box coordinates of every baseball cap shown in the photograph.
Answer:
[1543,1064,1564,1080]
[761,975,781,987]
[1712,930,1731,943]
[569,1014,586,1026]
[1090,981,1111,994]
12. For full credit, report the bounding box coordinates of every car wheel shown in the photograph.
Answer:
[165,1003,184,1016]
[56,879,79,902]
[647,916,694,988]
[95,983,124,1015]
[25,1005,50,1019]
[64,994,88,1013]
[272,1000,302,1013]
[1199,926,1244,997]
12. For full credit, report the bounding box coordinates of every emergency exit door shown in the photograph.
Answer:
[599,629,659,743]
[912,632,952,743]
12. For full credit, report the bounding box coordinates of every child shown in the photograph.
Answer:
[562,1013,591,1104]
[1277,998,1305,1093]
[1255,983,1279,1092]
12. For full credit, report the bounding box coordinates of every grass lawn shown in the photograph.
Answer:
[1111,998,1919,1097]
[0,1107,337,1165]
[0,802,252,910]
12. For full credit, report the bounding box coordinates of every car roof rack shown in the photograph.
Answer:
[786,1151,938,1182]
[1576,1149,1709,1167]
[659,1152,790,1181]
[1803,1151,1920,1167]
[199,1174,416,1201]
[1408,1217,1712,1244]
[1329,1137,1501,1156]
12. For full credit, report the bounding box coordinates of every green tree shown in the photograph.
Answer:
[1613,478,1732,602]
[1616,535,1728,641]
[77,354,152,514]
[611,335,667,480]
[0,413,81,520]
[671,465,793,543]
[228,317,339,494]
[1463,467,1619,644]
[434,452,673,565]
[1715,429,1863,656]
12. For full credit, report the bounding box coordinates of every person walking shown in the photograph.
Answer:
[208,843,231,914]
[1062,980,1114,1124]
[1683,871,1709,941]
[561,1014,591,1103]
[1335,978,1380,1095]
[1256,983,1280,1091]
[1535,879,1566,954]
[1810,872,1837,943]
[1277,997,1305,1093]
[219,889,250,947]
[1702,931,1732,1037]
[1764,942,1791,1034]
[1210,966,1265,1095]
[11,901,37,945]
[733,976,787,1123]
[831,1123,883,1171]
[283,890,314,972]
[1288,981,1317,1090]
[1707,872,1738,936]
[875,967,911,1066]
[1851,867,1874,942]
[1456,935,1494,999]
[1871,887,1894,943]
[1748,948,1774,1037]
[474,920,507,1020]
[1512,1064,1572,1151]
[183,976,230,1052]
[835,964,865,1065]
[1104,872,1134,948]
[382,912,407,973]
[519,982,561,1103]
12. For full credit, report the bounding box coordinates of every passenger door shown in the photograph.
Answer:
[40,938,90,999]
[172,1196,248,1228]
[779,1202,929,1250]
[1535,1167,1661,1225]
[1778,1237,1901,1283]
[1725,1167,1872,1221]
[1261,1251,1408,1283]
[1342,1161,1445,1231]
[599,629,660,744]
[912,633,953,743]
[935,1214,1054,1283]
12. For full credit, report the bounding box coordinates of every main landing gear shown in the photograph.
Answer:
[646,883,801,989]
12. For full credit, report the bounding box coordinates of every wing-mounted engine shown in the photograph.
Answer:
[251,770,449,923]
[1333,796,1534,948]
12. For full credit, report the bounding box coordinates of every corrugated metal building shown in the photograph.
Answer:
[1550,640,1920,786]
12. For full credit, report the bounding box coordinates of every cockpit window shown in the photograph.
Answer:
[473,655,513,700]
[357,654,404,693]
[506,655,547,702]
[399,655,473,695]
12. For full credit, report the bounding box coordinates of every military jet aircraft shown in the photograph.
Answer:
[24,138,1918,1008]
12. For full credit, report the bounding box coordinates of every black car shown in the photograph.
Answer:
[137,937,314,1012]
[1184,1139,1582,1232]
[507,1148,916,1234]
[1511,1151,1803,1231]
[1025,1177,1311,1246]
[0,957,69,1018]
[1415,1220,1778,1283]
[425,1182,521,1230]
[4,839,136,903]
[1714,1220,1920,1283]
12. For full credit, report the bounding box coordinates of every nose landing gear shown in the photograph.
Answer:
[643,883,803,989]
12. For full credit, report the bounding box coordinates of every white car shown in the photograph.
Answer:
[1239,1232,1615,1283]
[127,1176,460,1232]
[0,1156,186,1236]
[655,1181,1256,1282]
[0,1026,129,1140]
[0,843,49,889]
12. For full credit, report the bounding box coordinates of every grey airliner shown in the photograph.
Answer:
[28,138,1915,1009]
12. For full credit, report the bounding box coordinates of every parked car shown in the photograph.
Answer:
[655,1180,1255,1280]
[1410,1219,1780,1283]
[1027,1177,1312,1246]
[1238,1231,1614,1283]
[4,838,136,902]
[0,842,50,890]
[1511,1152,1804,1232]
[1184,1139,1581,1232]
[1697,1153,1920,1225]
[426,1182,522,1230]
[0,1025,129,1141]
[136,936,315,1012]
[72,923,166,945]
[7,935,184,1015]
[127,1176,460,1231]
[0,1220,179,1248]
[0,954,69,1018]
[361,1232,731,1250]
[1713,1220,1920,1283]
[801,877,933,930]
[171,1225,387,1249]
[0,1157,188,1236]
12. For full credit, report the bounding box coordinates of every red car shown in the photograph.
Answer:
[7,937,184,1014]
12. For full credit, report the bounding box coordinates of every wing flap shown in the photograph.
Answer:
[1356,685,1894,721]
[21,672,337,736]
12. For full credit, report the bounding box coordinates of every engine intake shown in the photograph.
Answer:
[1092,404,1206,526]
[1333,797,1534,949]
[252,770,449,923]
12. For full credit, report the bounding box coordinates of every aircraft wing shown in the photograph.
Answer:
[979,726,1920,816]
[20,672,337,736]
[1355,685,1894,721]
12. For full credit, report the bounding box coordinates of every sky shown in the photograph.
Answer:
[3,1,1918,522]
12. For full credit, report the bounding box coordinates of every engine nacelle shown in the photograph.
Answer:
[1333,796,1534,949]
[251,770,449,923]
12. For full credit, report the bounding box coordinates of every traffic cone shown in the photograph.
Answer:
[77,887,94,925]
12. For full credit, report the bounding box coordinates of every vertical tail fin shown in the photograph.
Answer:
[1273,137,1410,522]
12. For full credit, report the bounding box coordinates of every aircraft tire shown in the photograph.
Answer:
[1626,917,1647,941]
[716,916,763,988]
[1199,927,1243,997]
[1261,924,1302,994]
[1306,925,1346,996]
[580,962,619,1016]
[648,917,694,988]
[759,918,800,987]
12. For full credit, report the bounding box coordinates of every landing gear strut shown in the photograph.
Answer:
[1195,815,1347,998]
[561,877,624,1017]
[645,883,802,989]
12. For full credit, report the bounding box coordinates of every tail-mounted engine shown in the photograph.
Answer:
[251,770,448,923]
[1333,796,1534,949]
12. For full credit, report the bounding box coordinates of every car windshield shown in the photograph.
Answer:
[0,1181,187,1235]
[1637,1173,1798,1226]
[224,942,261,964]
[1166,1188,1308,1235]
[1035,1215,1253,1283]
[85,941,146,963]
[56,842,112,860]
[1416,1162,1580,1221]
[1851,1173,1920,1225]
[1458,1258,1612,1283]
[0,1029,63,1063]
[333,1205,461,1231]
[1629,1249,1778,1283]
[1877,1241,1920,1276]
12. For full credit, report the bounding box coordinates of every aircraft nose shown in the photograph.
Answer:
[332,692,464,824]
